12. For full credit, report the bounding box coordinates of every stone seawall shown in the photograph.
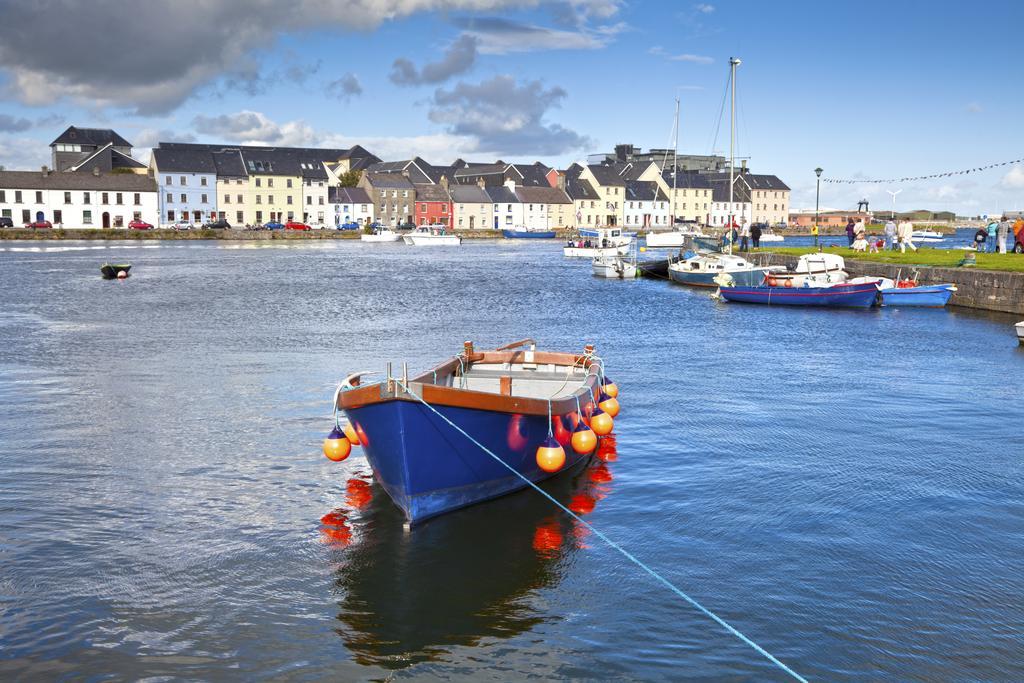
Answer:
[844,259,1024,315]
[0,228,516,241]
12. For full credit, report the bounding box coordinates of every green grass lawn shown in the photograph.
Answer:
[759,246,1024,273]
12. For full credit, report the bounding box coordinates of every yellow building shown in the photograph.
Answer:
[576,164,624,226]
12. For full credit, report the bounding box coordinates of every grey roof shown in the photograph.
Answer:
[51,126,132,148]
[328,187,372,203]
[0,170,156,191]
[625,180,668,202]
[450,185,491,203]
[212,150,247,177]
[454,163,506,178]
[587,164,626,187]
[152,147,218,174]
[67,145,146,173]
[514,186,571,204]
[662,169,713,189]
[154,142,364,179]
[742,173,791,191]
[363,172,414,190]
[508,163,551,187]
[415,184,451,202]
[485,186,519,204]
[366,157,437,184]
[564,176,599,201]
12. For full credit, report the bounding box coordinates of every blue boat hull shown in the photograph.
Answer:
[879,284,954,307]
[343,400,594,524]
[668,267,768,288]
[502,229,556,239]
[720,282,880,307]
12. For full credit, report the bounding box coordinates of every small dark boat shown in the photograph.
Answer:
[100,263,132,279]
[637,257,670,278]
[719,280,881,308]
[502,228,556,239]
[333,340,610,524]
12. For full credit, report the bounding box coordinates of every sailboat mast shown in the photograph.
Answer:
[728,57,740,256]
[672,97,679,223]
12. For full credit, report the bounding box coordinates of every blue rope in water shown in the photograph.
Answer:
[396,379,806,682]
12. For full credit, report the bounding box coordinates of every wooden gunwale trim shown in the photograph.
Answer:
[336,349,599,415]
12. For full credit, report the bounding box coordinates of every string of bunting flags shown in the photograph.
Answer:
[823,157,1023,184]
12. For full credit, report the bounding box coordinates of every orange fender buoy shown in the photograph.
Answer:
[535,436,566,472]
[590,407,614,436]
[343,422,360,446]
[323,427,352,462]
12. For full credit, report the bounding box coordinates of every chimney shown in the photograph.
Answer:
[440,175,449,190]
[477,177,485,189]
[556,172,566,190]
[40,165,49,177]
[93,166,100,176]
[504,179,516,191]
[740,160,747,172]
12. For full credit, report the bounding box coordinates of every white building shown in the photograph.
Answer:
[0,168,158,228]
[450,184,492,230]
[328,187,374,227]
[301,173,331,226]
[485,184,522,230]
[623,180,671,229]
[708,184,753,229]
[150,148,217,226]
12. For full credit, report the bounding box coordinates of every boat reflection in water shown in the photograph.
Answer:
[321,440,619,669]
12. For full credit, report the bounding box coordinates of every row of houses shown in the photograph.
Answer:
[0,126,792,230]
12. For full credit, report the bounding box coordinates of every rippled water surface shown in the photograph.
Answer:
[1,239,1022,681]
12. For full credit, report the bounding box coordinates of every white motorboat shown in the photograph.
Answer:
[912,229,944,240]
[645,227,708,248]
[667,252,770,287]
[758,227,784,242]
[563,226,632,258]
[403,225,461,246]
[361,228,402,242]
[592,242,639,279]
[769,252,848,286]
[1016,321,1024,346]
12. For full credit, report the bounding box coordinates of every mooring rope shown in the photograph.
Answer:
[394,378,807,682]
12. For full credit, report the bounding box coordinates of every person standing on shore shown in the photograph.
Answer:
[751,222,762,249]
[997,216,1010,254]
[884,218,897,251]
[986,218,999,253]
[854,218,866,241]
[739,221,750,252]
[897,219,917,253]
[846,218,856,246]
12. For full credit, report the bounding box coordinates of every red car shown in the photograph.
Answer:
[25,220,53,229]
[129,220,153,230]
[285,220,311,231]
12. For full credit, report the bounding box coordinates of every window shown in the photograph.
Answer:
[84,210,93,224]
[256,211,263,222]
[22,209,31,223]
[53,210,62,224]
[166,210,174,222]
[63,191,71,204]
[306,196,311,205]
[200,177,207,186]
[441,204,447,213]
[237,195,243,203]
[268,195,274,204]
[102,192,109,204]
[35,191,43,203]
[255,178,261,187]
[180,194,186,203]
[236,179,243,186]
[390,190,397,198]
[165,176,172,185]
[134,193,140,205]
[224,194,231,204]
[402,190,408,198]
[0,190,4,203]
[317,211,324,223]
[256,196,262,204]
[236,211,243,223]
[180,176,187,185]
[529,204,533,211]
[287,179,292,188]
[318,196,324,205]
[287,211,294,220]
[268,178,274,187]
[200,194,207,203]
[247,161,256,171]
[287,196,293,205]
[167,193,173,203]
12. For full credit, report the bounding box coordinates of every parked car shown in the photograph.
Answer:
[128,219,153,230]
[170,220,193,231]
[202,219,231,230]
[263,221,285,230]
[25,220,53,229]
[285,220,311,231]
[0,217,13,228]
[338,221,360,230]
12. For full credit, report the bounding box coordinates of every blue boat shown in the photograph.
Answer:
[502,228,556,239]
[879,283,956,307]
[335,340,605,524]
[719,281,881,308]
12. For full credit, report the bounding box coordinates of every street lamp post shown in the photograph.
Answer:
[814,167,823,248]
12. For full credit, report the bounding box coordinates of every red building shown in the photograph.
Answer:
[414,183,453,226]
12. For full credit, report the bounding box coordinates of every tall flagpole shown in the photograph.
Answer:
[727,57,740,255]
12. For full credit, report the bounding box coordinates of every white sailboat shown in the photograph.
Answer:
[592,242,639,279]
[403,225,461,246]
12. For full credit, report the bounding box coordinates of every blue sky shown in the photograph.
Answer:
[1,0,1022,215]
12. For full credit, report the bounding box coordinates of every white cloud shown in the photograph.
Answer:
[694,3,715,12]
[1001,165,1024,189]
[326,73,363,101]
[455,16,626,54]
[191,111,319,147]
[649,46,713,64]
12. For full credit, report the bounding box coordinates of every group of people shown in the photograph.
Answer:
[975,216,1024,253]
[848,218,918,254]
[722,222,764,252]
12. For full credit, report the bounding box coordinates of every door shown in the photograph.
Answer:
[469,216,475,229]
[493,216,498,229]
[102,212,110,228]
[36,210,44,222]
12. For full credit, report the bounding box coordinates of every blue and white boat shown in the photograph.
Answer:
[502,227,556,239]
[333,340,605,524]
[719,280,881,308]
[849,277,957,307]
[667,252,770,288]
